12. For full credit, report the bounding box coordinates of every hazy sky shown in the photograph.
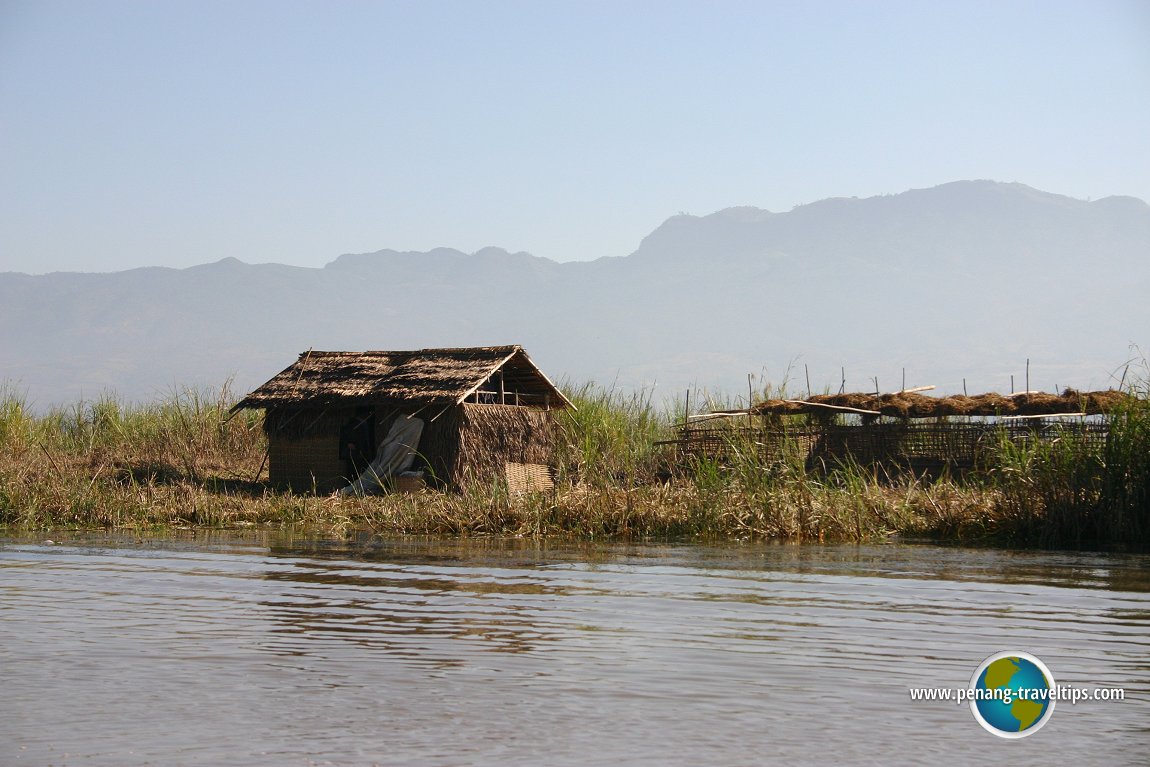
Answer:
[2,0,1148,274]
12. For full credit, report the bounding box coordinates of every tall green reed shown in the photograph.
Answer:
[989,382,1150,549]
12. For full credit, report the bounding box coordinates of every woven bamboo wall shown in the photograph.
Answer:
[266,405,364,492]
[264,407,349,439]
[269,432,347,492]
[265,402,558,493]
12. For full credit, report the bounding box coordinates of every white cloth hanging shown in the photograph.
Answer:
[339,415,425,496]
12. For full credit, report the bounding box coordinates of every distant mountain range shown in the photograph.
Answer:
[3,181,1148,408]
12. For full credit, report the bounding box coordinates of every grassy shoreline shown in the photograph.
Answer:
[1,382,1147,549]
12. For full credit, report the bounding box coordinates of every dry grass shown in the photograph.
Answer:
[2,379,1147,549]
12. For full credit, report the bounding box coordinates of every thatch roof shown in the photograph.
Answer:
[232,345,573,411]
[742,389,1131,419]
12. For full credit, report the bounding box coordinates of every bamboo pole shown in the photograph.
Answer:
[895,385,936,395]
[687,411,750,422]
[782,400,881,416]
[1001,412,1088,420]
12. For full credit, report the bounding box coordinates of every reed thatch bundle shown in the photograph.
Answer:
[387,404,557,489]
[450,404,556,488]
[750,389,1130,419]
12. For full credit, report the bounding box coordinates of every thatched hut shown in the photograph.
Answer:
[231,345,573,493]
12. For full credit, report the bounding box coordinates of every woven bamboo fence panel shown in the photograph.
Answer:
[669,418,1111,472]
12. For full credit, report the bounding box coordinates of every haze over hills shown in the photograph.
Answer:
[3,181,1148,408]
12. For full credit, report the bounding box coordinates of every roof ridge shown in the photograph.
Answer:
[297,345,521,357]
[234,344,567,412]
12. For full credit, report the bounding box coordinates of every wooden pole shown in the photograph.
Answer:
[747,374,754,429]
[253,445,270,483]
[805,365,811,398]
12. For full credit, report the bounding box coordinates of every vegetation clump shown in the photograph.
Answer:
[1,378,1147,550]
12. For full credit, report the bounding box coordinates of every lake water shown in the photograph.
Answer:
[1,532,1148,766]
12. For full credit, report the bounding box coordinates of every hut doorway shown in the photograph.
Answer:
[338,407,376,479]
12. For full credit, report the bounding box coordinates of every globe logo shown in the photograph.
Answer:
[969,651,1056,738]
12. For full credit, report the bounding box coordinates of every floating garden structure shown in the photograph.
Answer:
[667,388,1131,475]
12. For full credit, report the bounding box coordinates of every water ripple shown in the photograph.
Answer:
[1,535,1148,766]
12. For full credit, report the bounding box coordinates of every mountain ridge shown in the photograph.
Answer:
[3,181,1147,407]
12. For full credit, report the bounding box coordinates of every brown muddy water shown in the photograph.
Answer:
[1,532,1148,766]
